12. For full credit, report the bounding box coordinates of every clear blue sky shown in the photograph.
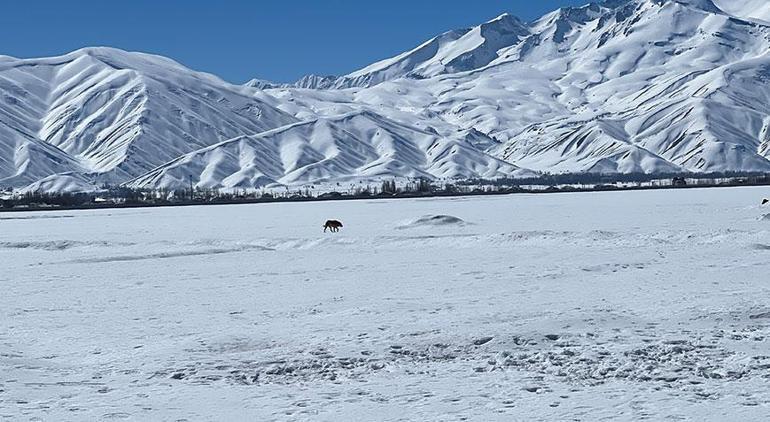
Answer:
[0,0,589,83]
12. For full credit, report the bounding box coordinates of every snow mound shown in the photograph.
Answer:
[398,214,467,229]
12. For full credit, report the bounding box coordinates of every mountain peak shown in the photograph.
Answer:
[62,46,183,69]
[480,12,529,35]
[486,12,524,26]
[245,78,281,89]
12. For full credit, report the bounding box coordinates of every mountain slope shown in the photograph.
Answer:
[125,111,532,190]
[338,14,530,88]
[479,0,770,172]
[713,0,770,24]
[260,0,770,174]
[0,47,297,187]
[264,13,531,90]
[491,0,770,172]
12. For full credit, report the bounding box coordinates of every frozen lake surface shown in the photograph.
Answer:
[2,187,770,421]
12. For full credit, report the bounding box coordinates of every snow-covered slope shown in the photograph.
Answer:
[714,0,770,24]
[125,111,532,190]
[262,0,770,175]
[487,0,770,173]
[271,13,530,90]
[0,47,296,187]
[337,14,530,88]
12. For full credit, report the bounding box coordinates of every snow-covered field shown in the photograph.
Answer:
[2,187,770,421]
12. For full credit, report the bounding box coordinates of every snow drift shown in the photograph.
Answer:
[397,215,468,229]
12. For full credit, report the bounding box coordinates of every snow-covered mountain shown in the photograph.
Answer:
[3,0,770,192]
[125,111,531,190]
[0,48,528,192]
[264,0,770,174]
[489,0,770,173]
[0,47,296,190]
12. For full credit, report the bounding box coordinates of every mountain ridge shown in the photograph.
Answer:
[3,0,770,192]
[263,0,761,90]
[124,110,533,190]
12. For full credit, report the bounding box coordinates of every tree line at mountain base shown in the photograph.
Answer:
[2,172,769,212]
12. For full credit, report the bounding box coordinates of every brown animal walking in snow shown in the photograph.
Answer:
[324,220,343,233]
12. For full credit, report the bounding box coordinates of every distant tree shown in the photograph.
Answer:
[381,180,397,194]
[417,178,433,193]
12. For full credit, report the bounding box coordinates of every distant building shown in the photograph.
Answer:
[672,177,687,187]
